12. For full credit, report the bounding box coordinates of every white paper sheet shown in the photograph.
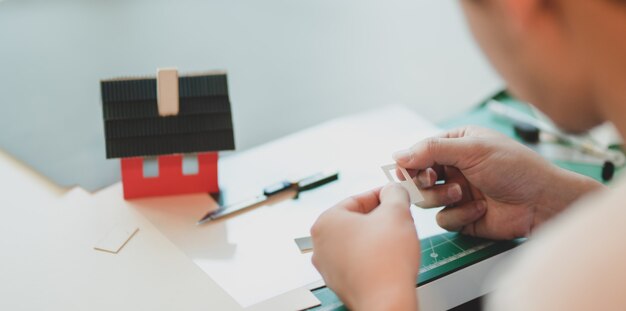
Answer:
[131,106,446,307]
[245,287,321,311]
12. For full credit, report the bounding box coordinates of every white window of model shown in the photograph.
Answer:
[143,157,159,178]
[182,154,200,175]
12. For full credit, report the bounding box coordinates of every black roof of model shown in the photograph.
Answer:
[101,72,235,159]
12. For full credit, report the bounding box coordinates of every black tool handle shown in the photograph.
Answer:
[514,122,541,144]
[298,171,339,192]
[263,180,296,196]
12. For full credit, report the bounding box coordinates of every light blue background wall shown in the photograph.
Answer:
[0,0,502,189]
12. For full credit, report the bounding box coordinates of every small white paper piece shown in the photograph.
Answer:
[294,237,313,254]
[381,164,424,204]
[94,224,139,254]
[245,287,321,311]
[156,68,180,116]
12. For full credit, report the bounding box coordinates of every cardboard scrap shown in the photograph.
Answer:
[94,224,139,254]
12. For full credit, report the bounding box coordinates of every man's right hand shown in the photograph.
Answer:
[393,126,603,240]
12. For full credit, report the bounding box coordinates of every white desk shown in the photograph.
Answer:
[0,106,473,310]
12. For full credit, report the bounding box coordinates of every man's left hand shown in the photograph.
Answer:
[311,183,420,311]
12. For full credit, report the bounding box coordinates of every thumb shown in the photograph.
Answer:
[392,137,478,170]
[376,183,411,215]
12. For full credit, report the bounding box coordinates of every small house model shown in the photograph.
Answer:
[100,69,235,199]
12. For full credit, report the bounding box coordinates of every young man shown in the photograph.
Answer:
[310,0,626,310]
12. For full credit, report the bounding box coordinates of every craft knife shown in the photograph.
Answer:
[197,170,339,225]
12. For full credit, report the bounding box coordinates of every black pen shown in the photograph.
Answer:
[197,170,339,225]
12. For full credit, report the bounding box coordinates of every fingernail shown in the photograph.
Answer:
[392,149,411,162]
[475,200,487,214]
[447,184,462,201]
[418,173,431,187]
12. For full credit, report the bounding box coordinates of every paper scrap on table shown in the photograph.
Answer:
[94,224,139,254]
[295,237,313,254]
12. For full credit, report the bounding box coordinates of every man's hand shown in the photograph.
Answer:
[311,184,419,311]
[394,126,604,239]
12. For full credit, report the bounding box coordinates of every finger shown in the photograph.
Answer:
[336,187,382,214]
[432,165,446,182]
[405,168,419,179]
[392,136,484,171]
[436,200,487,232]
[397,166,444,185]
[395,167,415,181]
[415,168,438,188]
[416,183,463,208]
[395,166,439,189]
[442,166,478,203]
[374,183,410,216]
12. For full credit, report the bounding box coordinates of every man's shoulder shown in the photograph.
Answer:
[486,173,626,311]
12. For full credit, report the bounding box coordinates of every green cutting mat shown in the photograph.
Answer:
[441,91,624,183]
[310,233,520,311]
[309,91,623,310]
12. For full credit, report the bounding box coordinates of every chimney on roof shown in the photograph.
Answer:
[156,68,180,116]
